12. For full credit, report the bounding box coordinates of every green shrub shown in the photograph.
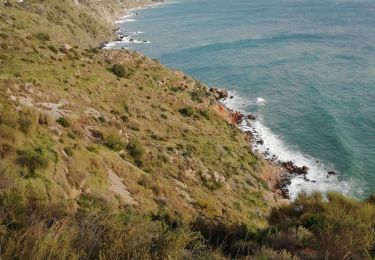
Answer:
[256,247,299,260]
[47,45,58,54]
[35,32,50,42]
[103,129,125,151]
[63,147,73,157]
[199,109,210,119]
[0,32,9,39]
[126,138,145,166]
[138,174,153,189]
[179,107,195,117]
[367,193,375,204]
[112,64,128,78]
[16,148,48,176]
[56,117,70,128]
[0,43,8,50]
[18,109,38,134]
[127,120,140,131]
[170,86,182,93]
[190,90,207,103]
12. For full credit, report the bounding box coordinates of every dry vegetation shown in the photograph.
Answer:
[0,0,374,259]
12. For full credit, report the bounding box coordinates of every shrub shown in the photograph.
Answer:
[366,193,375,204]
[256,247,299,260]
[170,86,181,93]
[0,32,9,39]
[179,107,195,117]
[138,174,153,189]
[190,90,206,103]
[63,147,73,157]
[18,109,38,134]
[126,138,145,166]
[127,120,140,131]
[199,109,210,119]
[103,129,125,151]
[56,117,70,128]
[47,45,58,54]
[35,32,50,42]
[112,64,128,78]
[0,43,8,50]
[16,148,48,176]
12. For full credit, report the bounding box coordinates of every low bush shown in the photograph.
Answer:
[126,120,140,131]
[18,109,38,134]
[126,138,145,166]
[199,108,210,119]
[0,43,8,50]
[47,45,59,54]
[16,148,49,176]
[179,106,195,117]
[63,147,73,157]
[103,129,125,151]
[35,32,50,42]
[56,117,70,128]
[112,64,129,78]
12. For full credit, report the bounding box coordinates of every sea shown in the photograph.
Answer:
[108,0,375,199]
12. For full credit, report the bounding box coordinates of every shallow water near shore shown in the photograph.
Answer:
[111,0,375,198]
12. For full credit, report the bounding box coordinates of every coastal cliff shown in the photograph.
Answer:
[0,0,374,259]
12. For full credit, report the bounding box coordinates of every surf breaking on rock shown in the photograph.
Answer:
[220,92,357,199]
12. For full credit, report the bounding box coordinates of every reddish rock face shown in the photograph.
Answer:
[230,111,244,125]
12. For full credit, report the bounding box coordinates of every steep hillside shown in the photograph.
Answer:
[0,1,374,259]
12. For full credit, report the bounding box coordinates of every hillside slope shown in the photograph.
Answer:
[0,1,374,259]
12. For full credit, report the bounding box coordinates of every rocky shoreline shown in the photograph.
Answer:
[99,1,165,49]
[211,89,339,199]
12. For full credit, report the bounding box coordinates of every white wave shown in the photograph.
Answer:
[121,37,150,44]
[256,97,267,105]
[121,12,135,19]
[114,18,136,24]
[103,42,120,49]
[127,31,144,35]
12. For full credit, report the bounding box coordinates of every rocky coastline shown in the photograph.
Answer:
[215,91,340,198]
[99,1,165,49]
[102,1,333,200]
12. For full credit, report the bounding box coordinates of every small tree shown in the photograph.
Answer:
[112,64,128,78]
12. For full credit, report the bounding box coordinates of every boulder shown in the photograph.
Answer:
[230,111,243,125]
[209,87,228,100]
[328,170,338,175]
[282,161,309,175]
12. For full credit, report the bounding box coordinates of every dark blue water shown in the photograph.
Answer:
[111,0,375,198]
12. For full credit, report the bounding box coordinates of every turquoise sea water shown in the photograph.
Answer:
[111,0,375,198]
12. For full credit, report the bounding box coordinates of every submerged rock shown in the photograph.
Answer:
[247,113,256,120]
[328,170,338,175]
